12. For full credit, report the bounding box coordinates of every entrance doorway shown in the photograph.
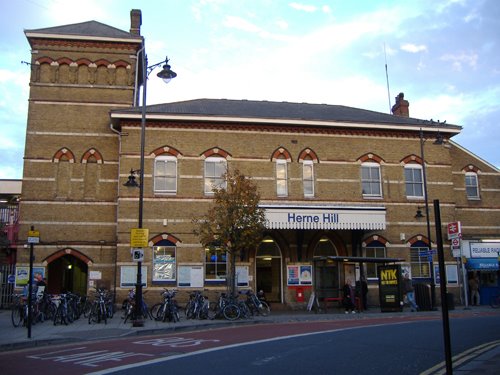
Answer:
[47,254,88,295]
[313,236,340,299]
[256,237,282,302]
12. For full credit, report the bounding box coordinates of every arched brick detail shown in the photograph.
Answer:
[36,56,54,64]
[358,153,384,163]
[305,231,347,260]
[201,147,231,159]
[271,147,292,162]
[151,145,182,157]
[400,154,423,165]
[407,234,431,246]
[75,58,93,66]
[298,148,319,163]
[462,164,480,173]
[57,57,73,65]
[81,148,103,164]
[53,148,75,163]
[148,233,181,246]
[42,248,93,266]
[94,58,112,67]
[362,235,389,247]
[114,60,131,68]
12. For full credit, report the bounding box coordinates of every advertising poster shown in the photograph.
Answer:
[377,264,403,312]
[120,266,147,288]
[287,265,300,285]
[236,266,249,287]
[15,266,45,288]
[178,266,203,288]
[287,265,313,285]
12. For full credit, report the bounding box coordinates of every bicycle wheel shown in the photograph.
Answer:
[223,303,240,321]
[88,304,98,324]
[54,306,62,326]
[11,305,23,327]
[169,304,180,323]
[150,303,163,321]
[185,301,195,319]
[257,301,271,316]
[100,303,107,324]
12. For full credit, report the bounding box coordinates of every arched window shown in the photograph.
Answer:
[410,240,430,278]
[152,238,177,282]
[154,155,177,194]
[204,156,227,194]
[363,240,386,278]
[361,162,382,198]
[276,158,288,197]
[314,236,337,257]
[302,159,314,197]
[465,172,479,199]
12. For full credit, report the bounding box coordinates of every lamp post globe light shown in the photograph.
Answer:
[124,44,176,326]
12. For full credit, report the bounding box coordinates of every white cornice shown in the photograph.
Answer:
[25,32,142,44]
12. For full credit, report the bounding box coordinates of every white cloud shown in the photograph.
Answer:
[289,2,317,13]
[276,19,289,30]
[401,43,428,53]
[440,51,478,71]
[322,5,332,14]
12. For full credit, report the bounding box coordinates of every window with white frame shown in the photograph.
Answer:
[361,162,382,197]
[205,246,227,280]
[404,164,424,198]
[302,160,314,197]
[152,243,176,281]
[364,245,386,278]
[276,159,288,197]
[154,155,177,193]
[204,157,227,194]
[410,245,431,278]
[465,172,479,199]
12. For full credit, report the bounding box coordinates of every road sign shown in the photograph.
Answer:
[132,249,144,262]
[130,228,149,248]
[447,221,462,240]
[27,230,40,244]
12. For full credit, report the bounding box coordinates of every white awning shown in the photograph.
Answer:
[261,205,386,230]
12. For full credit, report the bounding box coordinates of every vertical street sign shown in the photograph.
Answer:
[447,221,461,240]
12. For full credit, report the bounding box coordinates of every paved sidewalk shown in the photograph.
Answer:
[1,305,498,374]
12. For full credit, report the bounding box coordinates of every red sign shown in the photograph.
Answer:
[447,221,462,240]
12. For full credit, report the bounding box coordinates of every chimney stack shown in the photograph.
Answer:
[130,9,142,36]
[391,92,409,117]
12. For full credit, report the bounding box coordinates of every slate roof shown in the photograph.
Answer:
[113,98,461,129]
[24,20,139,41]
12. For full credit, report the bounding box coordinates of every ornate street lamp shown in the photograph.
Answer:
[124,45,176,326]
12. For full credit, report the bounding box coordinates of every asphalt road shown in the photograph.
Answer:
[2,314,498,375]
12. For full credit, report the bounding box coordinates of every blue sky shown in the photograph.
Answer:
[1,0,499,179]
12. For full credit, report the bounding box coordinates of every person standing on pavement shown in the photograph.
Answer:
[343,279,356,314]
[356,276,369,310]
[468,273,480,306]
[403,273,419,312]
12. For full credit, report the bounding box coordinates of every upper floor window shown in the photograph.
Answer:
[465,172,479,199]
[204,157,227,194]
[404,164,424,198]
[276,159,288,197]
[302,160,314,197]
[361,162,382,197]
[154,155,177,194]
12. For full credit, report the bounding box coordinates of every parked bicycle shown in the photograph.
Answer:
[88,288,112,324]
[122,289,152,323]
[241,289,271,316]
[185,290,211,320]
[151,289,180,322]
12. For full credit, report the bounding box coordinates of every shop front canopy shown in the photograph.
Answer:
[313,256,404,263]
[465,258,499,270]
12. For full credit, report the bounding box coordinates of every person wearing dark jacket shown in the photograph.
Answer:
[343,279,356,314]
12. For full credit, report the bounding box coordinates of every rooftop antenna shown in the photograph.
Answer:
[384,43,391,113]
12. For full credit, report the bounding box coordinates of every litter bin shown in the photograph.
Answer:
[414,283,432,311]
[446,292,455,310]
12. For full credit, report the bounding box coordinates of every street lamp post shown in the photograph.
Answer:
[419,127,443,310]
[126,43,176,326]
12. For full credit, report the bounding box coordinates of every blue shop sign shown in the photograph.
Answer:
[466,258,499,270]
